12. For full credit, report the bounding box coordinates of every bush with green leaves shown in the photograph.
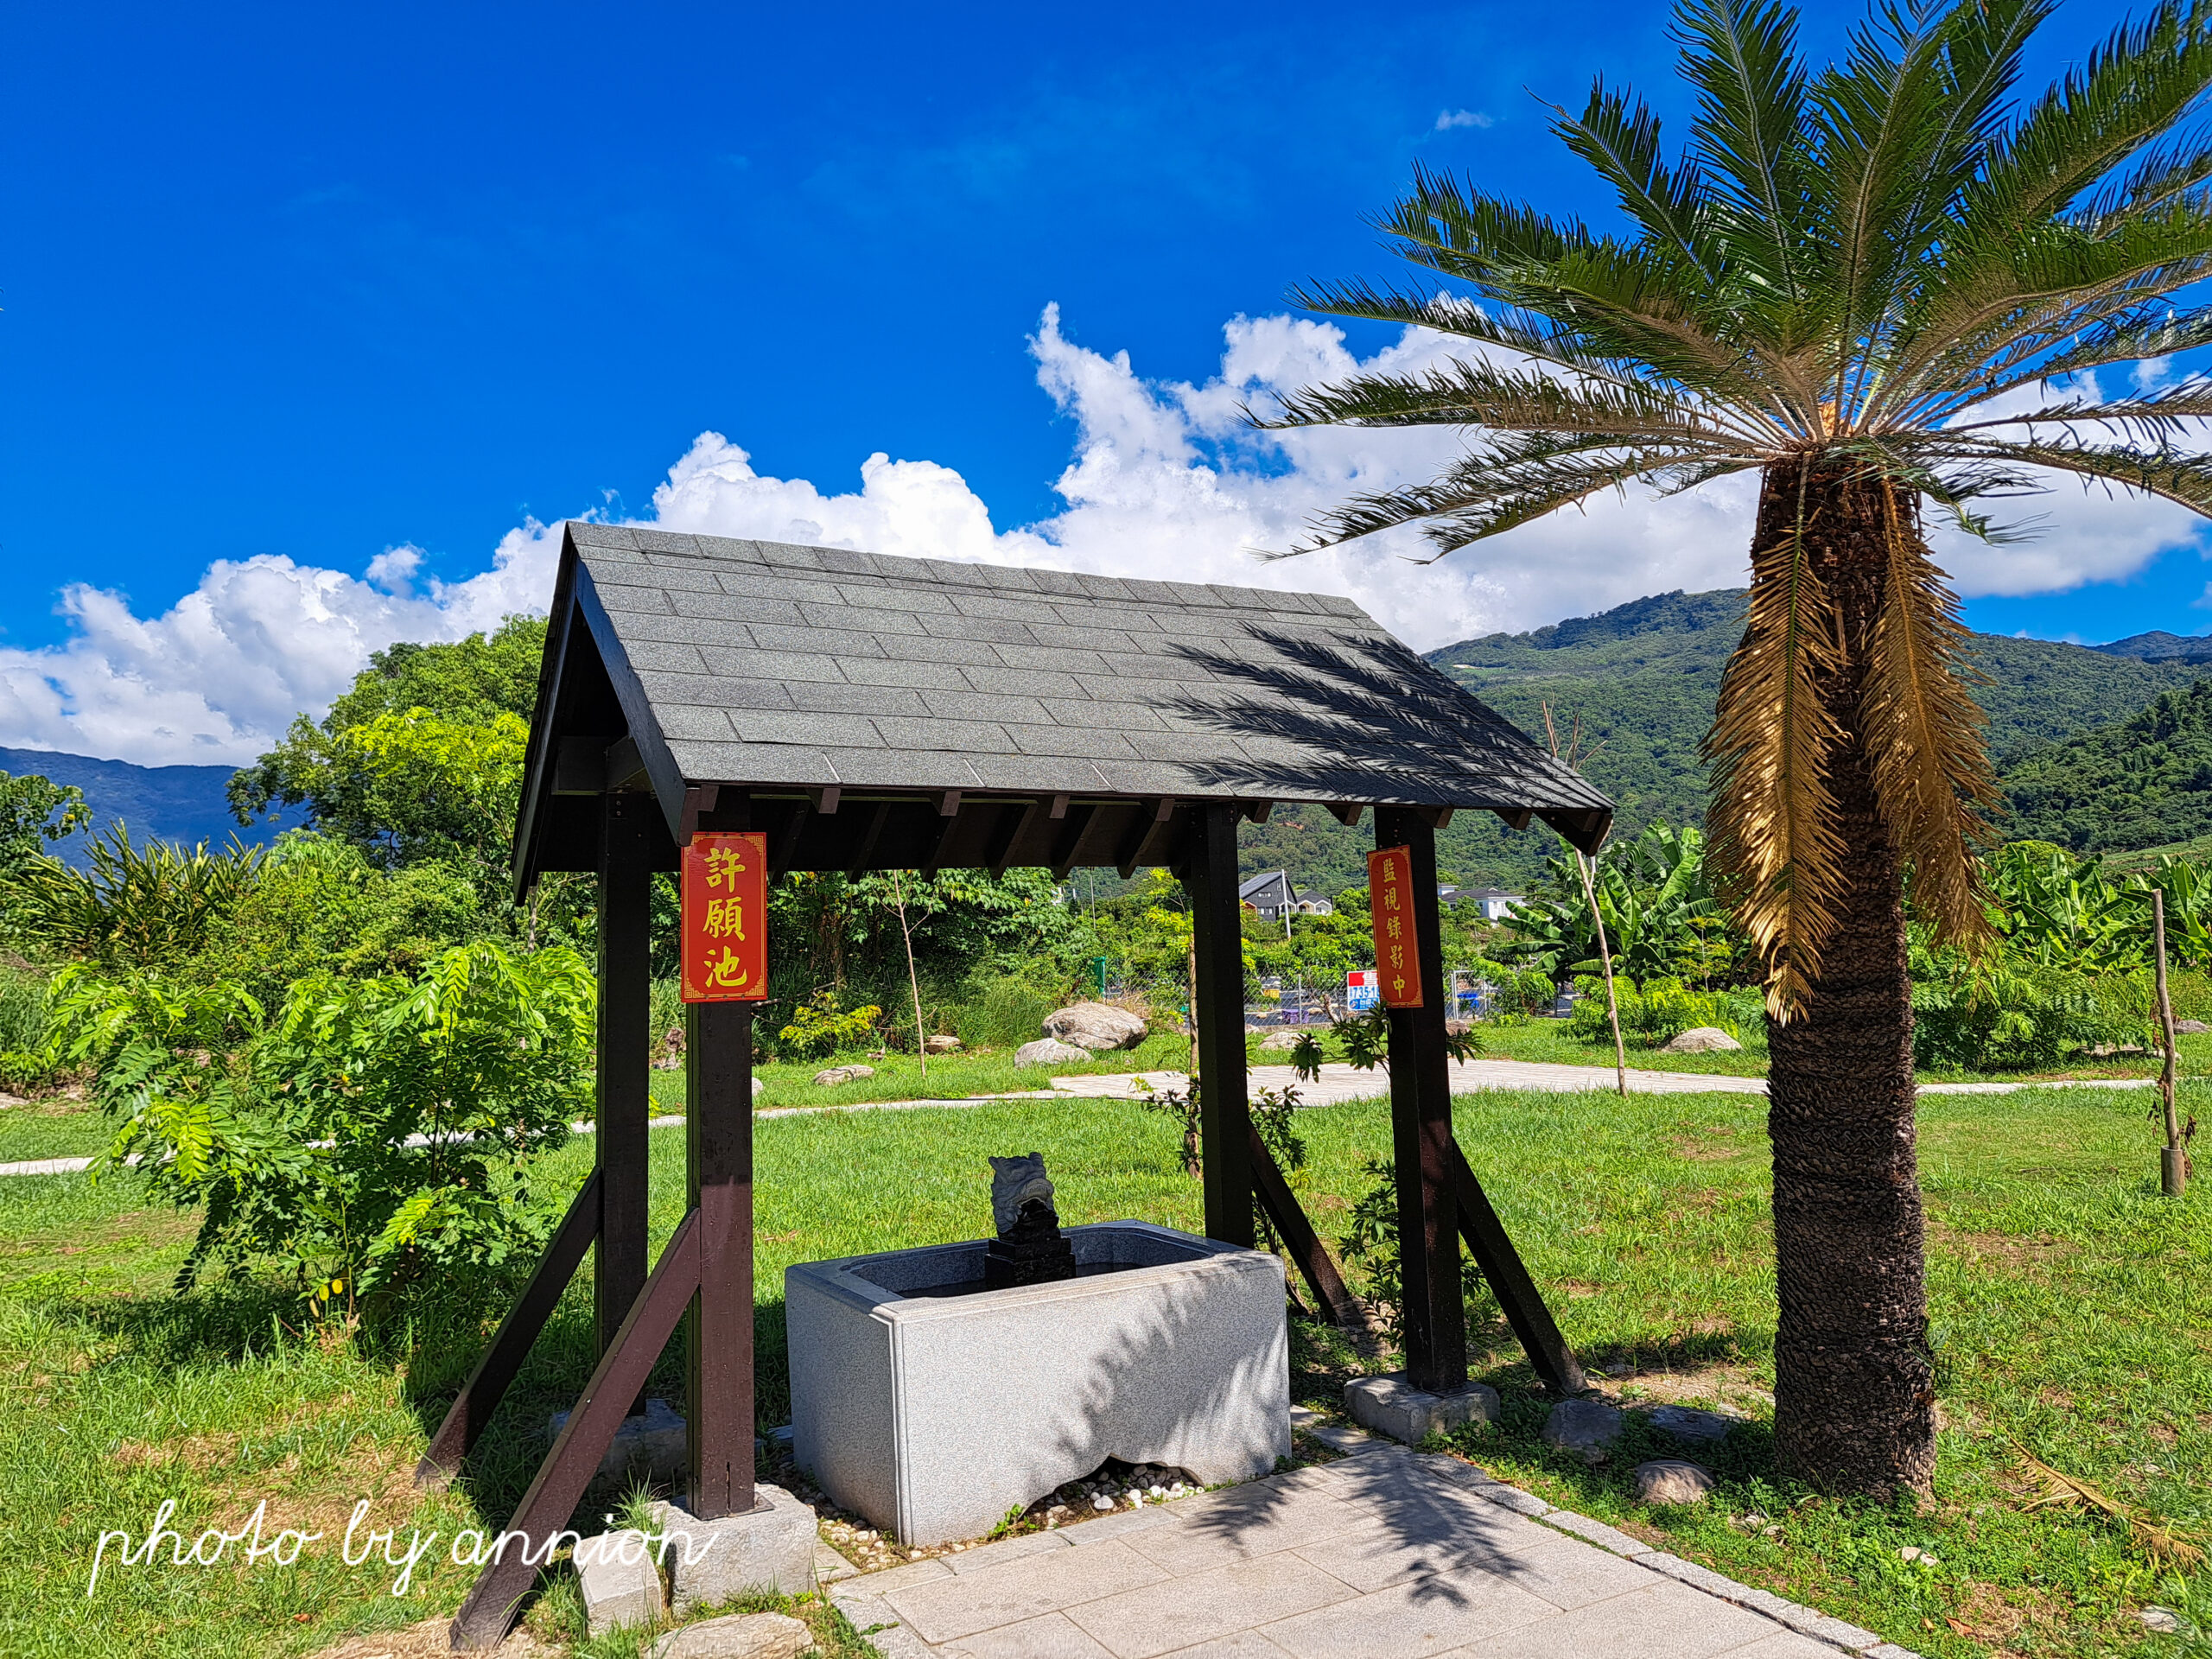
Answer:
[957,975,1058,1050]
[1336,1156,1493,1341]
[1571,975,1745,1045]
[1910,957,2153,1072]
[776,990,883,1060]
[59,940,592,1315]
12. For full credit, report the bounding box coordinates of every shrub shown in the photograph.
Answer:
[1571,976,1740,1044]
[1911,962,2152,1071]
[776,990,883,1060]
[76,941,592,1316]
[0,962,48,1053]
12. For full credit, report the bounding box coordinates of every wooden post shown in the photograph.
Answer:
[687,1001,757,1517]
[596,792,654,1360]
[1376,806,1465,1394]
[1188,803,1253,1246]
[2155,891,2188,1197]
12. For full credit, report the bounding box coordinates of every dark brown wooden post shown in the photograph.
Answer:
[687,1000,756,1517]
[1188,802,1252,1246]
[1376,806,1465,1394]
[596,791,654,1359]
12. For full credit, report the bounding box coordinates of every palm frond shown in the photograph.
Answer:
[1923,433,2212,514]
[2012,1440,2206,1567]
[1940,378,2212,447]
[1552,79,1720,282]
[1702,460,1852,1018]
[1255,358,1761,447]
[1672,0,1816,304]
[1282,436,1754,557]
[1371,162,1592,283]
[1858,477,1998,948]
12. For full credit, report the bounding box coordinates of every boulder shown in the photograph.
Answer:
[1646,1403,1745,1444]
[2176,1020,2211,1035]
[753,1077,766,1098]
[1042,1001,1148,1051]
[1664,1027,1741,1053]
[573,1529,666,1636]
[925,1034,963,1052]
[1257,1030,1305,1052]
[812,1065,875,1086]
[648,1612,815,1658]
[1541,1396,1624,1461]
[1633,1459,1716,1505]
[1014,1038,1093,1069]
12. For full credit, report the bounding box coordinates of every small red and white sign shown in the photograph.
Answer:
[680,830,769,1002]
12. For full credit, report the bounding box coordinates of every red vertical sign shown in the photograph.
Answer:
[1367,845,1423,1008]
[681,831,769,1002]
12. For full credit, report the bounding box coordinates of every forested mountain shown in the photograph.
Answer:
[1249,589,2207,897]
[0,746,302,861]
[2001,678,2212,853]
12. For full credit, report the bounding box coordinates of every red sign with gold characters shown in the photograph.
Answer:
[1367,845,1423,1008]
[681,831,769,1002]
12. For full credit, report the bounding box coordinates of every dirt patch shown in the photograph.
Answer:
[309,1617,553,1659]
[1596,1357,1774,1414]
[1928,1224,2075,1274]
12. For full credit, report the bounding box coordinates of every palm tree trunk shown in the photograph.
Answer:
[1757,462,1936,1499]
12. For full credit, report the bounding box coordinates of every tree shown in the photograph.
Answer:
[1266,0,2212,1496]
[0,771,91,878]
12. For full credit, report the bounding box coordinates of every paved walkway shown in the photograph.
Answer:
[832,1414,1918,1659]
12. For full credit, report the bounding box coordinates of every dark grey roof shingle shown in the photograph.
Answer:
[556,521,1610,826]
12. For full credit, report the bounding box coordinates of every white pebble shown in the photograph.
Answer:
[1092,1496,1113,1511]
[1148,1485,1166,1498]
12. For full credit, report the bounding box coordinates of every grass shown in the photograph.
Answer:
[1,1079,2204,1656]
[646,1028,1199,1114]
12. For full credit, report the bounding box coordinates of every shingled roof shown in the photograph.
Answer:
[515,522,1611,885]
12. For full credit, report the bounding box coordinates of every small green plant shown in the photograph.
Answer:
[1336,1155,1491,1340]
[956,974,1056,1050]
[778,990,883,1060]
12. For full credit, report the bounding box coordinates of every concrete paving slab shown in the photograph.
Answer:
[1443,1580,1786,1659]
[886,1538,1168,1645]
[1258,1571,1559,1659]
[941,1609,1118,1658]
[1066,1554,1360,1659]
[872,1447,1904,1659]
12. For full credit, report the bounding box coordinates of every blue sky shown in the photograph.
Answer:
[0,0,2202,763]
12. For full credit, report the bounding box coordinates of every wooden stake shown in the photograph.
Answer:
[2154,891,2187,1197]
[893,873,927,1079]
[1577,852,1627,1098]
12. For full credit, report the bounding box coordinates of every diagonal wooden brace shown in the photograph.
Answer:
[448,1210,702,1650]
[1247,1128,1362,1329]
[416,1170,602,1486]
[1446,1138,1587,1395]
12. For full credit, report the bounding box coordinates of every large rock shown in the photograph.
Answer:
[2176,1020,2210,1035]
[1257,1030,1306,1052]
[1014,1038,1093,1068]
[1042,1001,1148,1051]
[811,1065,875,1086]
[925,1034,962,1052]
[549,1396,687,1486]
[648,1611,815,1658]
[1646,1403,1745,1444]
[1633,1459,1716,1505]
[1664,1027,1741,1053]
[1541,1396,1625,1461]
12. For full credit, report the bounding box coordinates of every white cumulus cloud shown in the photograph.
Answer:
[3,308,2207,767]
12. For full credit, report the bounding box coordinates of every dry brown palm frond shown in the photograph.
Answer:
[2011,1440,2205,1567]
[1859,479,1999,949]
[1703,460,1851,1020]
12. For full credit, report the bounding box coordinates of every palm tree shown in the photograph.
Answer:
[1266,0,2212,1497]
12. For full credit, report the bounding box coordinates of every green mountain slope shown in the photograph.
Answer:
[1236,590,2204,895]
[2001,677,2212,853]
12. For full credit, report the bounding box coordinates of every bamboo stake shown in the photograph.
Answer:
[893,873,927,1080]
[1579,851,1629,1097]
[1542,701,1626,1097]
[2154,890,2186,1197]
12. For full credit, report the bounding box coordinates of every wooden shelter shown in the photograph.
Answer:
[429,523,1611,1646]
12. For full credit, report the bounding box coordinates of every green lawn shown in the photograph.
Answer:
[2,1082,2203,1657]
